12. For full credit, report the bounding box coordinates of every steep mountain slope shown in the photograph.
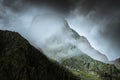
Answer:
[0,12,110,64]
[114,58,120,70]
[0,30,80,80]
[61,54,120,80]
[35,21,110,63]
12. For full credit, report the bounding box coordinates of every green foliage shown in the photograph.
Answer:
[61,54,120,80]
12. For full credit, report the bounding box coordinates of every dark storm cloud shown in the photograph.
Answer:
[85,0,120,46]
[103,17,120,48]
[1,0,78,14]
[0,0,120,60]
[1,0,120,15]
[87,0,120,54]
[65,0,120,60]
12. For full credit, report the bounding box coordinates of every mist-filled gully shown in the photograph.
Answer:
[0,0,120,65]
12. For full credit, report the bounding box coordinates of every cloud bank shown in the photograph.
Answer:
[0,0,120,63]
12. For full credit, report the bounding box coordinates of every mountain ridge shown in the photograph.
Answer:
[0,30,80,80]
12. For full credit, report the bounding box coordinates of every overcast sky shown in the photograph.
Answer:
[0,0,120,61]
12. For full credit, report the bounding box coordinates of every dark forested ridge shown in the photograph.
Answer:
[0,30,120,80]
[0,30,80,80]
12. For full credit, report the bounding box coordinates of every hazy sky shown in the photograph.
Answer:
[0,0,120,61]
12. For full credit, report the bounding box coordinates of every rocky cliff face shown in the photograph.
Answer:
[61,54,120,80]
[0,30,80,80]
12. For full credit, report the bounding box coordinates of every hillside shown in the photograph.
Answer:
[0,30,80,80]
[61,54,120,80]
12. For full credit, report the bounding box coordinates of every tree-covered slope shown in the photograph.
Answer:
[0,30,80,80]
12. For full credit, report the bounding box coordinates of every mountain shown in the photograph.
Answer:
[0,30,80,80]
[114,58,120,70]
[60,54,120,80]
[35,21,110,63]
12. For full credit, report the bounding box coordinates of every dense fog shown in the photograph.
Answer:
[0,0,120,63]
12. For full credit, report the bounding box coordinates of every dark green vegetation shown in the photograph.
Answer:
[61,54,120,80]
[0,30,120,80]
[0,30,80,80]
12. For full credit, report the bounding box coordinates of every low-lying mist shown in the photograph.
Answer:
[0,0,120,64]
